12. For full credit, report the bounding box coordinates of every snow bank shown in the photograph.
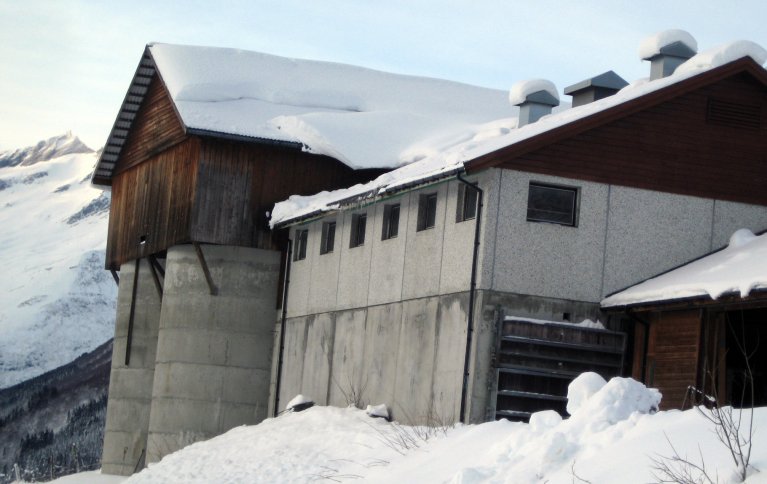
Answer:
[602,228,767,307]
[638,29,697,59]
[508,79,559,105]
[51,373,767,484]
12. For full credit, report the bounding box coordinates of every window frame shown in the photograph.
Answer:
[456,183,479,223]
[320,221,336,255]
[349,213,367,248]
[416,192,438,231]
[293,228,309,261]
[526,182,579,227]
[381,203,400,240]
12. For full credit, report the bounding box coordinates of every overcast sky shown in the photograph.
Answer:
[2,0,766,151]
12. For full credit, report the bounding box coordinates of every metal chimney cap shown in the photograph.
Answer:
[564,71,629,96]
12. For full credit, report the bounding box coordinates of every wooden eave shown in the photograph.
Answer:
[465,57,767,173]
[92,47,160,186]
[602,288,767,314]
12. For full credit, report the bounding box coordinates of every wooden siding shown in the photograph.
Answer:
[106,139,199,269]
[645,310,702,409]
[478,71,767,207]
[190,137,384,249]
[113,74,185,175]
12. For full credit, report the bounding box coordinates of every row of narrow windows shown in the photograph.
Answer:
[294,181,578,261]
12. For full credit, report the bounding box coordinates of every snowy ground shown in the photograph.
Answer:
[50,374,767,483]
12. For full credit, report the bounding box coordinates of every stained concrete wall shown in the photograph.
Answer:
[145,244,280,463]
[277,293,469,424]
[102,259,162,475]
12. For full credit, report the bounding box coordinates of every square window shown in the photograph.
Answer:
[456,183,479,222]
[381,203,400,240]
[417,193,437,231]
[526,182,578,226]
[320,221,336,254]
[350,213,366,248]
[294,229,308,261]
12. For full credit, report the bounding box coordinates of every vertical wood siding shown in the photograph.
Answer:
[106,139,199,269]
[646,310,702,409]
[497,73,767,206]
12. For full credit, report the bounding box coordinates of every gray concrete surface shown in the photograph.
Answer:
[102,258,162,475]
[145,244,280,463]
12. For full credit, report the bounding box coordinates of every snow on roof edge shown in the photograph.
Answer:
[601,229,767,309]
[271,41,767,227]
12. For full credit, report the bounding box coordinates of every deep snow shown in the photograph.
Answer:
[51,374,767,483]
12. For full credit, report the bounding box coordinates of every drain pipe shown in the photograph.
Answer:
[456,172,483,424]
[273,238,293,417]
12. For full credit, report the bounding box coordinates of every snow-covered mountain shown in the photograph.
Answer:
[0,133,116,389]
[0,132,94,168]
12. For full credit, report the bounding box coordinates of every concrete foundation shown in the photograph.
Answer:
[102,259,162,475]
[102,244,281,474]
[145,244,280,463]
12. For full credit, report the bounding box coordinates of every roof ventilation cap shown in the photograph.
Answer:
[639,29,698,80]
[509,79,560,127]
[564,71,628,107]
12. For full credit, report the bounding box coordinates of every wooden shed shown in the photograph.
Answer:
[92,47,383,271]
[602,230,767,409]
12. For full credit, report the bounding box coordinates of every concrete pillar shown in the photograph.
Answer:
[102,258,162,475]
[146,244,280,463]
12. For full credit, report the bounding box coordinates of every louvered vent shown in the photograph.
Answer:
[706,98,762,129]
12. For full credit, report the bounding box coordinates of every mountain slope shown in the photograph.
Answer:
[0,133,116,388]
[0,132,94,168]
[0,339,112,482]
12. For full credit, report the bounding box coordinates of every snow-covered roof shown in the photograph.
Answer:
[271,40,767,227]
[601,229,767,308]
[97,43,514,180]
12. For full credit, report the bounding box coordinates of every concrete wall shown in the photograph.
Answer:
[102,259,162,475]
[287,176,483,319]
[486,169,767,302]
[277,293,470,424]
[145,244,280,463]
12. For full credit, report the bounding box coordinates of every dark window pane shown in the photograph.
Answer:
[320,221,335,254]
[526,183,577,226]
[382,204,400,240]
[294,229,308,260]
[350,213,366,247]
[458,184,478,222]
[418,193,437,231]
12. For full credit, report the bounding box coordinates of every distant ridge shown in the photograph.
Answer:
[0,132,94,168]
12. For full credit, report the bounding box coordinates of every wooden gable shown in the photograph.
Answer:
[468,58,767,206]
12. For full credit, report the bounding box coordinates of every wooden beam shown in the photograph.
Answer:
[147,255,163,298]
[125,258,140,366]
[193,243,218,296]
[110,269,120,285]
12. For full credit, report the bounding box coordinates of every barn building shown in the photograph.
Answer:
[94,31,767,475]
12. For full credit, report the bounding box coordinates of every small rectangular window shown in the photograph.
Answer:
[320,221,336,254]
[294,229,308,261]
[350,213,366,248]
[417,193,437,231]
[456,183,479,222]
[381,203,400,240]
[526,182,578,226]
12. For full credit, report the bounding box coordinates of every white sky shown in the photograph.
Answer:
[1,0,766,152]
